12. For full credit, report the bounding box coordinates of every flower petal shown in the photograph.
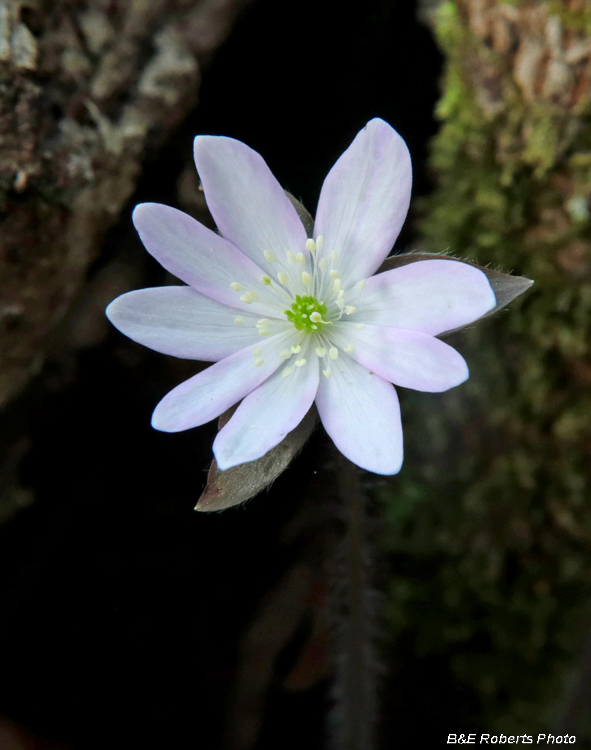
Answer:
[193,136,308,281]
[316,354,403,475]
[106,286,279,362]
[213,351,320,469]
[132,203,286,318]
[314,118,412,286]
[331,324,469,392]
[151,331,297,432]
[349,259,496,335]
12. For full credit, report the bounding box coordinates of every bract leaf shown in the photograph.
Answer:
[285,192,314,239]
[196,405,318,512]
[377,251,533,329]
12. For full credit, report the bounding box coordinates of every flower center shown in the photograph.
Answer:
[285,295,328,333]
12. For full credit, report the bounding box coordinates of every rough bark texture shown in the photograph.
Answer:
[382,0,591,737]
[0,0,251,410]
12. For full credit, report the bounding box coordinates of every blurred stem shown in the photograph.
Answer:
[329,452,377,750]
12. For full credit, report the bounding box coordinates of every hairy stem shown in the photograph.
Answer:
[328,453,378,750]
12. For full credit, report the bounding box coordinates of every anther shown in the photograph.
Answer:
[319,258,328,272]
[356,279,366,290]
[254,357,265,367]
[316,235,324,251]
[234,316,244,326]
[330,251,338,263]
[337,290,345,301]
[264,250,276,263]
[259,330,270,336]
[256,319,271,328]
[280,349,292,359]
[355,323,365,330]
[302,271,312,285]
[295,358,307,367]
[286,251,296,265]
[333,279,342,294]
[240,293,253,303]
[305,239,316,254]
[296,252,306,266]
[253,347,263,357]
[316,347,326,357]
[330,270,340,278]
[260,275,272,286]
[310,312,322,323]
[277,272,289,285]
[345,305,357,315]
[282,366,295,379]
[230,282,243,291]
[344,344,355,353]
[291,344,302,354]
[329,347,339,360]
[323,368,333,379]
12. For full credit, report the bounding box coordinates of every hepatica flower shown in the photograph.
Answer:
[107,119,497,475]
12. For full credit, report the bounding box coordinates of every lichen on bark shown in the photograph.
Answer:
[381,0,591,735]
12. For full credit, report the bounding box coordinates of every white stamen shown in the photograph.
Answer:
[316,347,326,357]
[323,368,332,379]
[302,271,312,285]
[260,275,272,286]
[344,344,355,353]
[253,347,263,357]
[296,252,306,266]
[282,366,295,378]
[305,238,316,254]
[277,272,289,285]
[240,293,253,303]
[329,347,339,360]
[333,279,342,294]
[319,258,328,272]
[254,357,264,367]
[230,282,243,291]
[337,290,345,301]
[295,358,307,367]
[256,319,271,328]
[316,235,324,251]
[330,270,340,278]
[264,250,276,263]
[355,323,365,330]
[330,251,338,263]
[286,251,296,265]
[345,305,357,315]
[310,312,322,323]
[280,349,292,359]
[356,279,366,290]
[234,316,244,326]
[291,345,302,354]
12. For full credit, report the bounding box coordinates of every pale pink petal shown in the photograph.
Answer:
[213,352,319,469]
[316,354,403,475]
[332,323,468,392]
[132,203,286,318]
[106,286,279,362]
[349,259,496,335]
[314,118,412,286]
[151,331,297,432]
[193,136,308,283]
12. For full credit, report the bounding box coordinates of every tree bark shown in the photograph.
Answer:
[0,0,251,409]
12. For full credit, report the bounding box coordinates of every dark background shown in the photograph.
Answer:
[0,1,446,748]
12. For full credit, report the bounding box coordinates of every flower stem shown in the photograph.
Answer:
[328,451,378,750]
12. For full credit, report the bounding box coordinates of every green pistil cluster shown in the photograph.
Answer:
[285,295,327,333]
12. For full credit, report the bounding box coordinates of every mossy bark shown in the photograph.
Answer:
[382,0,591,735]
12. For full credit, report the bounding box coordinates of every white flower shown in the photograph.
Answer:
[106,119,496,475]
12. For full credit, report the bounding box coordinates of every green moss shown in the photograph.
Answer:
[378,0,591,738]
